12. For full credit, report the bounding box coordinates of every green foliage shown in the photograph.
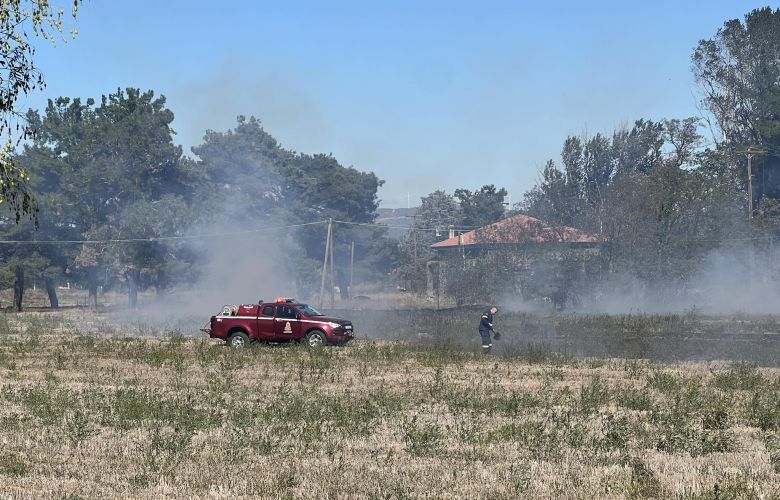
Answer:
[579,376,610,414]
[646,370,684,393]
[747,390,780,431]
[519,117,746,307]
[627,458,662,499]
[397,190,459,292]
[0,1,80,224]
[693,6,780,219]
[616,388,654,412]
[454,184,507,228]
[192,116,390,291]
[693,7,780,147]
[5,88,198,307]
[137,425,196,483]
[651,381,736,456]
[713,363,766,391]
[401,415,442,456]
[0,452,27,477]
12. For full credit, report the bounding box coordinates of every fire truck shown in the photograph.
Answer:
[202,298,354,348]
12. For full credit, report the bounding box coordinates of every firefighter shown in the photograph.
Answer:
[478,306,499,354]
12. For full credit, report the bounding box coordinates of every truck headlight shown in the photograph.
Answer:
[327,322,340,329]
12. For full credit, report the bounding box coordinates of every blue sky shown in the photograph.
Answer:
[26,0,772,207]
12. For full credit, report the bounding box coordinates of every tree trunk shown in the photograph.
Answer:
[87,268,98,310]
[13,266,24,312]
[45,277,59,309]
[126,268,139,308]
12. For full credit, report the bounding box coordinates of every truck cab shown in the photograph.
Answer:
[203,298,354,348]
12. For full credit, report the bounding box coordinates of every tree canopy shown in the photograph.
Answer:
[0,1,80,224]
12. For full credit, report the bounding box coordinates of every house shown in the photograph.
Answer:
[430,213,598,255]
[426,214,600,305]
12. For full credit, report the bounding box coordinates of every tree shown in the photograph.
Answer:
[0,1,80,224]
[192,116,389,298]
[191,115,288,225]
[14,88,196,308]
[692,7,780,214]
[2,135,84,309]
[692,7,780,147]
[279,152,389,297]
[114,195,194,305]
[397,190,460,292]
[454,185,507,228]
[519,117,748,306]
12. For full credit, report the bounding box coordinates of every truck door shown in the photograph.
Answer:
[274,304,301,339]
[257,304,276,339]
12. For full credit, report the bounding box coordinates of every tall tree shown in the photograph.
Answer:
[454,184,507,228]
[693,7,780,147]
[0,1,80,224]
[15,89,195,308]
[192,116,388,297]
[693,7,780,214]
[191,115,288,225]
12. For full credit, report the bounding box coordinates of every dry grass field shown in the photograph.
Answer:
[0,311,779,498]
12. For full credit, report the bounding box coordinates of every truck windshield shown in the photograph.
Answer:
[297,304,324,316]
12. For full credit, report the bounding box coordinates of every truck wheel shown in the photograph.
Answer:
[227,331,249,348]
[305,330,327,348]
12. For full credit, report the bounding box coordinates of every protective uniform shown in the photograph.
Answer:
[478,309,495,354]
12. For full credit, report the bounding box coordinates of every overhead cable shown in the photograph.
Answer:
[0,220,328,245]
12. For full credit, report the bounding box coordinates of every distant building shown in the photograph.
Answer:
[427,214,600,306]
[430,213,598,255]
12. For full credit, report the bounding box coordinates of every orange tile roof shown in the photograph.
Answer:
[430,214,598,248]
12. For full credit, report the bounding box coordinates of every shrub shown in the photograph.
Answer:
[713,363,766,391]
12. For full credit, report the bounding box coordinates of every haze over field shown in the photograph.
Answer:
[1,2,780,318]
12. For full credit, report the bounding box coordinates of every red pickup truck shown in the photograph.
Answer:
[202,298,354,348]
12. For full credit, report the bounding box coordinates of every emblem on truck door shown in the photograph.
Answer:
[283,322,292,334]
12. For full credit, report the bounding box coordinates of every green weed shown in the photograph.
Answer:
[0,452,27,476]
[615,387,654,412]
[627,457,662,499]
[401,415,442,456]
[137,425,197,484]
[746,390,780,431]
[580,376,610,414]
[713,363,766,391]
[646,370,683,393]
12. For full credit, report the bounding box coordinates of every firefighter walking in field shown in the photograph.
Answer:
[478,306,499,354]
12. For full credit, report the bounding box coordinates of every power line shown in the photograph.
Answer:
[0,220,328,245]
[0,216,776,246]
[332,219,485,232]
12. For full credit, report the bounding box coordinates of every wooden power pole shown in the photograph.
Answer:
[349,240,354,300]
[329,222,336,308]
[740,147,767,220]
[319,219,332,309]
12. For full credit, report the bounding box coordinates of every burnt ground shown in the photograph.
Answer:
[327,307,780,366]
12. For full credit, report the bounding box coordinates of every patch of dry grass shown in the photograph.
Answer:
[0,312,779,498]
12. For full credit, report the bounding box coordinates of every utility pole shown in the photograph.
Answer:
[329,222,336,308]
[412,226,417,263]
[737,147,767,295]
[349,241,354,300]
[748,152,755,219]
[740,147,767,220]
[404,213,419,291]
[319,218,332,309]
